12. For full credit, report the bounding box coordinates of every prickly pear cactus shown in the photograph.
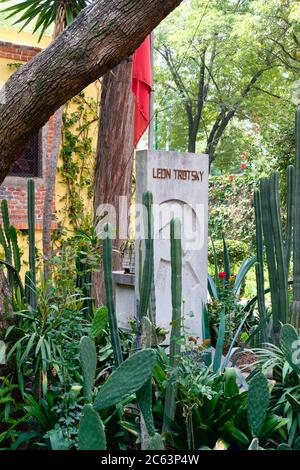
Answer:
[80,336,97,402]
[146,433,165,450]
[223,368,239,397]
[94,349,156,410]
[280,324,300,374]
[90,306,108,340]
[78,404,106,450]
[248,371,269,437]
[136,378,155,437]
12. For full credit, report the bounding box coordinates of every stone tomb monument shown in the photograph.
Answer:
[135,150,209,339]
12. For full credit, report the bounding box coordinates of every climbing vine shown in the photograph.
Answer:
[58,89,99,229]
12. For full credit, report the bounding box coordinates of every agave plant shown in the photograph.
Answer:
[208,234,256,302]
[250,324,300,446]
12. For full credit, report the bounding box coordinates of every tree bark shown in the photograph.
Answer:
[0,0,182,184]
[93,59,134,305]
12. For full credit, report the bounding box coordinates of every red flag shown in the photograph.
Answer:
[132,35,152,148]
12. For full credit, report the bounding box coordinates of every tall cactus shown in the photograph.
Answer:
[286,165,295,274]
[139,191,154,320]
[0,200,13,287]
[163,218,182,433]
[269,172,289,325]
[253,189,267,343]
[102,222,123,367]
[259,177,280,342]
[27,179,37,309]
[292,108,300,331]
[255,173,290,343]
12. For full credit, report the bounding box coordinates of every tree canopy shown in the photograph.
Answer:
[155,0,300,171]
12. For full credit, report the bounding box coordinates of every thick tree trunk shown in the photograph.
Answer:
[0,0,182,184]
[93,59,134,306]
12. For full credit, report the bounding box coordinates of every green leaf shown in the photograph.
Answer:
[47,428,69,450]
[212,309,225,374]
[286,393,300,412]
[233,256,257,294]
[222,233,230,281]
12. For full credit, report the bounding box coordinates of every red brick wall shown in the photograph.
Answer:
[0,40,57,230]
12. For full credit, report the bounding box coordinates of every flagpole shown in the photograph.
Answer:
[148,31,155,151]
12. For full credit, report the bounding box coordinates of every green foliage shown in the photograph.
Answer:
[0,0,91,40]
[58,93,98,228]
[155,0,297,166]
[212,310,226,374]
[208,235,256,347]
[254,324,300,446]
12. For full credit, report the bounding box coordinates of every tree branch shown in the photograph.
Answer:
[0,0,183,183]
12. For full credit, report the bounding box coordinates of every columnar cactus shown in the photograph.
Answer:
[103,222,123,367]
[163,218,182,433]
[0,199,22,288]
[256,174,289,343]
[27,179,37,310]
[286,164,295,274]
[292,108,300,331]
[269,172,289,325]
[253,189,267,343]
[139,191,154,319]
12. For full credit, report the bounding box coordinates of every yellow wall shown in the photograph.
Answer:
[0,27,100,274]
